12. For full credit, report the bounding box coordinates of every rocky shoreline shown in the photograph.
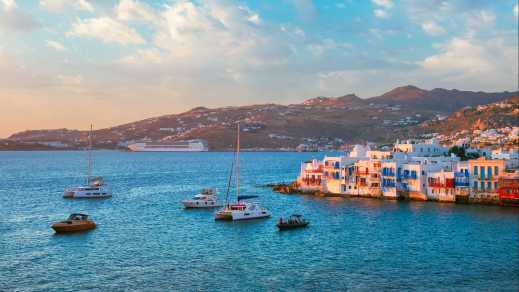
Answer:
[265,182,516,207]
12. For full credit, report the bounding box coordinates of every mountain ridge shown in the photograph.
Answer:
[6,86,518,150]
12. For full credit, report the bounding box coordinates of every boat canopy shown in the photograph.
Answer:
[68,213,89,220]
[237,195,258,200]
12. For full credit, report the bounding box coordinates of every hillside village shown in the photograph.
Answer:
[284,138,518,206]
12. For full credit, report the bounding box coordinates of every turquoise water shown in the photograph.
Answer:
[0,151,518,291]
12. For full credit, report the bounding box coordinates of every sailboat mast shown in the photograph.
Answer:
[236,121,240,200]
[87,124,93,184]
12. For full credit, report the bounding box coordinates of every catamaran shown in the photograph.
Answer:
[63,125,112,199]
[214,122,271,221]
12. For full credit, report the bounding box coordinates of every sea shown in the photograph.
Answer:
[0,151,518,291]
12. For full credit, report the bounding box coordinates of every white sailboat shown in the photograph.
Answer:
[63,125,112,199]
[214,122,271,221]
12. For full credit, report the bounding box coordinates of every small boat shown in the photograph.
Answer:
[63,125,112,199]
[51,213,96,233]
[182,188,222,208]
[276,214,309,230]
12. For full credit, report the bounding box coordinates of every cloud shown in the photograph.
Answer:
[307,38,351,56]
[421,21,445,36]
[374,9,388,18]
[68,17,145,45]
[372,0,393,9]
[1,0,16,11]
[115,0,156,22]
[290,0,317,21]
[40,0,93,12]
[0,1,39,32]
[372,0,392,19]
[515,4,518,17]
[420,36,518,90]
[46,40,67,51]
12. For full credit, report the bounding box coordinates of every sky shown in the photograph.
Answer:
[0,0,518,137]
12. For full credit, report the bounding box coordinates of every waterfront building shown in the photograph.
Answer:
[492,148,519,168]
[297,159,324,191]
[498,170,519,206]
[344,159,382,197]
[453,161,471,202]
[394,138,448,157]
[426,169,456,202]
[468,157,506,203]
[322,156,345,194]
[381,160,402,199]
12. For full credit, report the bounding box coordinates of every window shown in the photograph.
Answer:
[480,167,485,179]
[494,166,499,176]
[487,182,492,190]
[473,181,478,189]
[480,181,485,190]
[487,166,492,178]
[494,182,498,189]
[473,166,478,176]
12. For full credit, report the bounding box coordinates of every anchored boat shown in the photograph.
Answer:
[51,213,96,233]
[276,214,309,230]
[63,125,112,199]
[182,188,222,208]
[215,122,271,221]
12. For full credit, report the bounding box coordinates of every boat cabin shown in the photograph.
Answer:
[68,213,89,221]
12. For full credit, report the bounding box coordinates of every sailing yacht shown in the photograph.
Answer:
[214,122,271,221]
[63,125,112,199]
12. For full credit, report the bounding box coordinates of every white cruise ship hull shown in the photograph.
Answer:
[128,140,208,152]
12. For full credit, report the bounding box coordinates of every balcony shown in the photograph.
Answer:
[383,172,395,177]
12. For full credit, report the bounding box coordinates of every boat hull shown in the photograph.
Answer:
[51,221,96,233]
[277,222,309,230]
[214,211,233,220]
[63,191,112,199]
[231,210,271,221]
[182,200,222,208]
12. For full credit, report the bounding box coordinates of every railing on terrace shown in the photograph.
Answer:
[428,182,455,188]
[302,179,321,186]
[382,169,395,176]
[455,182,470,187]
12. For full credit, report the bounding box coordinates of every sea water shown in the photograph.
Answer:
[0,151,518,291]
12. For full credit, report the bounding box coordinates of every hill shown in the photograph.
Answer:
[419,96,519,135]
[6,86,518,150]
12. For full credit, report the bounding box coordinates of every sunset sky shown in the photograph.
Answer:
[0,0,517,137]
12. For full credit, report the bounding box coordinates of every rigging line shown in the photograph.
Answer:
[224,127,238,205]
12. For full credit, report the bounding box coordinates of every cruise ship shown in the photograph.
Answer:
[127,139,208,152]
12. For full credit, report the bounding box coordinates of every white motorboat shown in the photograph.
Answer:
[182,188,221,208]
[63,125,112,199]
[215,122,270,221]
